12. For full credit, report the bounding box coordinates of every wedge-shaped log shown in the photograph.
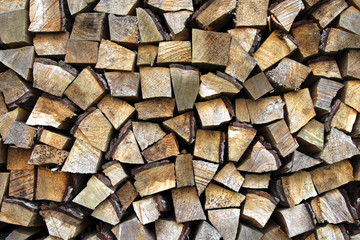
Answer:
[0,46,34,81]
[91,194,124,226]
[115,181,138,211]
[133,121,166,151]
[137,44,158,67]
[242,173,271,189]
[109,14,139,47]
[194,221,222,240]
[205,183,245,209]
[320,28,360,54]
[105,71,140,100]
[340,80,360,112]
[29,144,68,166]
[64,40,99,65]
[136,8,169,43]
[163,112,196,144]
[140,67,172,99]
[142,132,179,162]
[193,160,219,196]
[155,219,190,240]
[311,0,348,28]
[214,162,244,192]
[133,194,169,224]
[199,72,241,100]
[175,154,195,188]
[70,13,106,42]
[37,128,73,150]
[246,96,285,125]
[157,41,192,64]
[208,208,240,240]
[94,0,139,15]
[146,0,193,12]
[296,119,324,153]
[228,122,256,162]
[164,11,192,40]
[269,0,305,32]
[4,121,36,149]
[67,0,97,15]
[279,150,321,174]
[195,97,233,128]
[102,161,128,187]
[308,57,342,79]
[235,0,269,28]
[326,100,357,133]
[9,169,35,200]
[244,72,273,100]
[111,214,155,240]
[339,50,360,79]
[193,129,225,163]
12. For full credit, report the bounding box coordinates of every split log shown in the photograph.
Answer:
[192,0,236,31]
[194,221,222,240]
[133,194,169,224]
[26,94,77,130]
[310,78,344,116]
[5,227,42,240]
[175,154,195,188]
[0,9,31,47]
[214,162,244,192]
[291,21,321,61]
[28,0,69,32]
[278,150,321,174]
[94,0,139,15]
[192,29,231,69]
[155,219,189,240]
[237,137,281,173]
[0,172,9,204]
[91,194,124,226]
[0,139,6,166]
[33,58,77,97]
[266,58,312,92]
[135,98,175,121]
[244,72,273,100]
[296,119,324,153]
[146,0,193,12]
[164,11,192,40]
[108,14,139,48]
[157,41,192,64]
[115,181,139,211]
[242,173,271,189]
[271,170,317,207]
[64,40,99,65]
[133,160,176,197]
[4,121,36,149]
[28,144,68,166]
[284,88,316,133]
[311,189,357,224]
[0,46,35,81]
[275,203,317,238]
[136,8,169,43]
[320,28,360,54]
[170,65,199,113]
[192,160,219,196]
[340,80,360,112]
[235,98,250,123]
[97,94,135,130]
[133,121,166,150]
[310,160,354,194]
[310,0,348,28]
[71,108,114,152]
[142,132,179,162]
[228,122,256,162]
[320,127,359,164]
[33,32,69,56]
[0,197,43,227]
[102,161,128,187]
[70,13,107,41]
[235,0,269,28]
[336,6,360,35]
[269,0,305,32]
[8,169,35,200]
[162,111,196,144]
[95,40,136,71]
[241,190,278,228]
[0,95,8,115]
[308,57,342,79]
[237,223,263,240]
[67,0,97,15]
[260,220,291,240]
[205,183,245,209]
[105,121,144,164]
[199,72,241,100]
[339,50,360,79]
[137,44,158,67]
[315,224,348,240]
[227,28,261,54]
[61,138,103,174]
[0,108,29,140]
[352,115,360,138]
[254,31,298,71]
[246,96,285,124]
[72,174,115,210]
[37,128,73,150]
[105,71,140,100]
[140,67,172,99]
[208,208,240,240]
[36,168,82,202]
[112,214,155,240]
[261,119,299,158]
[40,202,89,240]
[326,100,357,133]
[193,129,225,163]
[6,147,33,170]
[0,0,28,12]
[195,97,233,128]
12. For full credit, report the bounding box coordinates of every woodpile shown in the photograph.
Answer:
[1,0,360,239]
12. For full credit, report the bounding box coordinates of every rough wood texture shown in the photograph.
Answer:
[269,0,305,32]
[9,169,35,200]
[140,67,172,99]
[242,173,271,189]
[5,227,42,240]
[246,96,285,124]
[308,57,342,79]
[136,8,169,43]
[0,172,9,204]
[112,214,155,240]
[61,138,103,174]
[194,129,225,163]
[228,123,257,162]
[142,133,179,162]
[155,219,189,240]
[199,72,241,99]
[135,98,175,121]
[175,154,195,188]
[0,108,29,141]
[28,144,68,166]
[244,72,273,100]
[91,194,124,226]
[7,147,33,171]
[67,0,97,15]
[336,6,360,35]
[327,100,357,133]
[70,13,106,41]
[64,40,99,65]
[260,221,290,240]
[157,41,192,64]
[296,119,324,153]
[116,181,138,211]
[195,97,232,128]
[137,44,158,66]
[102,161,128,188]
[26,94,77,130]
[235,98,250,123]
[228,28,261,54]
[133,161,176,197]
[193,160,219,196]
[95,40,136,71]
[310,160,354,194]
[321,28,360,54]
[311,0,348,28]
[133,195,167,225]
[341,80,360,112]
[94,0,139,15]
[164,11,191,40]
[133,121,166,151]
[339,50,360,79]
[4,121,36,149]
[163,112,196,144]
[291,21,321,60]
[146,0,193,12]
[254,31,298,71]
[105,71,140,100]
[194,221,222,240]
[205,183,245,209]
[315,224,348,240]
[235,0,269,28]
[192,29,231,68]
[37,128,73,150]
[109,14,139,47]
[170,65,199,113]
[208,208,240,240]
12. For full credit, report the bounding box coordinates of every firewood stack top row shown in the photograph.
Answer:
[0,0,360,239]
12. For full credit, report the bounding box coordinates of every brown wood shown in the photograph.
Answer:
[311,0,348,28]
[336,6,360,35]
[254,31,298,71]
[140,67,172,99]
[28,144,68,166]
[133,194,169,224]
[195,97,232,128]
[315,224,348,240]
[269,0,305,32]
[64,40,99,65]
[0,172,9,204]
[246,96,285,124]
[4,121,36,149]
[95,40,136,71]
[61,138,103,174]
[137,44,158,66]
[310,160,354,194]
[116,181,139,211]
[214,162,244,192]
[135,98,175,121]
[163,111,196,144]
[142,132,179,162]
[7,147,33,170]
[296,119,324,153]
[164,11,192,40]
[0,108,29,140]
[235,0,269,28]
[157,41,192,64]
[0,9,31,47]
[105,71,140,100]
[192,29,231,69]
[260,221,290,240]
[338,50,360,80]
[133,161,176,197]
[327,100,357,133]
[308,57,342,79]
[9,169,35,200]
[279,150,321,174]
[0,94,8,115]
[235,98,250,123]
[102,161,129,187]
[228,123,256,162]
[67,0,97,15]
[109,14,139,47]
[244,72,273,100]
[193,160,219,196]
[33,58,77,97]
[208,208,240,240]
[242,173,271,189]
[175,154,195,188]
[147,0,193,12]
[70,13,106,41]
[194,221,222,240]
[136,8,169,43]
[112,214,155,240]
[133,121,166,150]
[237,223,263,240]
[321,28,360,54]
[91,194,124,226]
[194,129,225,163]
[228,28,261,54]
[199,72,241,100]
[155,219,189,240]
[5,227,42,240]
[37,128,73,150]
[341,80,360,112]
[205,183,245,209]
[275,203,317,238]
[94,0,139,15]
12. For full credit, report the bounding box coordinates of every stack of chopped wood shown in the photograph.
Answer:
[0,0,360,239]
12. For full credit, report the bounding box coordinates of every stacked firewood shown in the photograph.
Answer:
[0,0,360,239]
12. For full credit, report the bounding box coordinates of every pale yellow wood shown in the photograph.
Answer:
[193,160,219,196]
[208,209,240,240]
[157,41,192,64]
[164,11,192,40]
[33,33,69,57]
[195,98,231,128]
[242,173,271,189]
[199,72,241,99]
[311,0,348,28]
[269,0,305,31]
[140,67,172,99]
[205,183,245,209]
[246,96,285,124]
[94,0,139,15]
[38,129,73,150]
[147,0,193,11]
[235,0,269,28]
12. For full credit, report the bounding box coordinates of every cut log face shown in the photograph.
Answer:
[308,58,342,79]
[315,224,348,240]
[163,111,196,144]
[4,121,36,149]
[0,69,33,105]
[133,161,176,197]
[0,172,9,204]
[237,223,263,240]
[311,0,349,29]
[235,98,250,123]
[193,129,225,163]
[275,203,317,238]
[7,147,33,170]
[37,128,73,150]
[321,28,360,54]
[155,219,189,240]
[341,80,360,112]
[142,132,179,162]
[199,72,241,100]
[208,208,240,240]
[102,161,128,187]
[260,221,290,240]
[33,33,69,57]
[337,6,360,35]
[164,11,192,40]
[112,214,155,240]
[9,169,36,200]
[132,121,166,151]
[137,44,158,66]
[70,13,107,42]
[327,100,357,133]
[0,108,29,141]
[235,0,269,28]
[94,0,139,15]
[244,72,273,100]
[61,138,103,174]
[214,162,244,192]
[67,0,97,15]
[269,0,305,32]
[136,8,169,43]
[339,50,360,79]
[157,41,192,64]
[28,144,68,166]
[228,28,261,54]
[193,160,219,196]
[140,67,172,99]
[116,181,139,211]
[105,71,140,100]
[91,194,124,226]
[133,195,165,225]
[205,183,245,209]
[135,98,175,121]
[279,150,321,174]
[64,40,99,65]
[195,98,232,128]
[246,96,285,125]
[109,14,139,47]
[194,221,222,240]
[242,173,271,189]
[296,119,324,153]
[310,160,354,194]
[146,0,193,12]
[175,154,195,188]
[6,226,42,240]
[228,123,257,162]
